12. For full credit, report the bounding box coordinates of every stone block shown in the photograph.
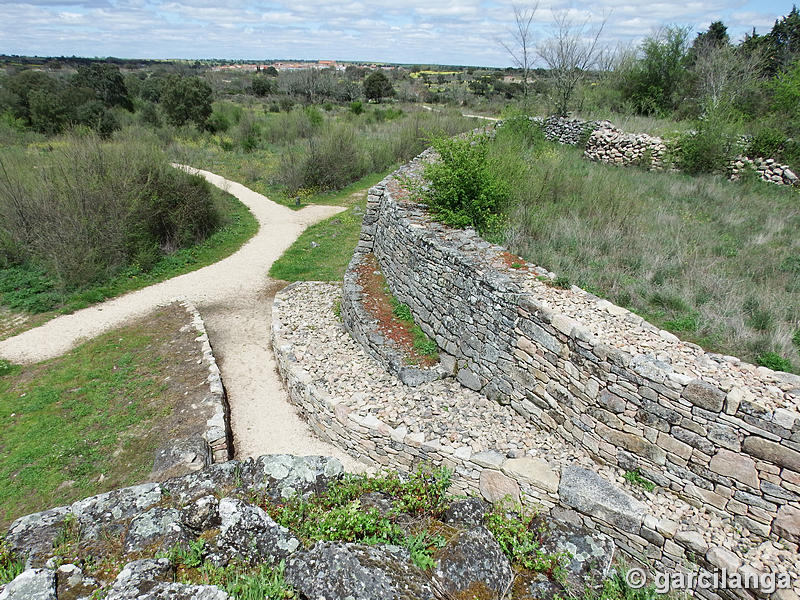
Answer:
[479,469,521,504]
[502,457,560,494]
[708,449,760,489]
[682,379,725,412]
[743,437,800,471]
[558,466,646,533]
[772,505,800,543]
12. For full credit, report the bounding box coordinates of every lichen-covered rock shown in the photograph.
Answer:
[441,498,489,528]
[55,564,98,600]
[0,569,56,600]
[285,542,434,600]
[249,454,345,500]
[150,436,212,481]
[105,559,173,599]
[214,498,299,564]
[70,483,163,539]
[106,558,229,600]
[538,520,615,593]
[5,507,70,568]
[433,526,512,597]
[181,495,221,532]
[123,507,190,553]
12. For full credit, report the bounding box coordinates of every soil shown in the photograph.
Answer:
[355,252,437,368]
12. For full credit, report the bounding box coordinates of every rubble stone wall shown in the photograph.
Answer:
[346,154,800,554]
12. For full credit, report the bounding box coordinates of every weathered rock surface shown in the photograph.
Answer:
[538,520,615,592]
[432,526,513,597]
[441,498,489,528]
[213,497,299,564]
[55,564,98,600]
[0,568,56,600]
[558,466,646,533]
[150,436,212,481]
[285,542,434,600]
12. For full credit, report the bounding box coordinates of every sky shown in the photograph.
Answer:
[0,0,793,67]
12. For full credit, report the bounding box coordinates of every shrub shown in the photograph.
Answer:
[676,115,739,174]
[0,135,219,289]
[160,76,213,128]
[757,352,793,372]
[420,133,508,234]
[349,100,364,115]
[748,127,785,159]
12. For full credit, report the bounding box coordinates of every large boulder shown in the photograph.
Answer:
[123,507,191,553]
[0,569,56,600]
[441,498,489,528]
[105,559,228,600]
[558,466,646,533]
[150,436,212,481]
[539,520,615,593]
[285,542,434,600]
[213,498,299,564]
[432,526,513,597]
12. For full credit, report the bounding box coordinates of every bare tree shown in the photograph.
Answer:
[537,11,607,115]
[692,43,765,112]
[498,3,539,98]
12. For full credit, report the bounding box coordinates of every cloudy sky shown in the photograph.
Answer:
[0,0,791,66]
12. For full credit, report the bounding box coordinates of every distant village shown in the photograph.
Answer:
[211,60,399,72]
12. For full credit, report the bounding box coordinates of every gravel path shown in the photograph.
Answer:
[0,166,363,470]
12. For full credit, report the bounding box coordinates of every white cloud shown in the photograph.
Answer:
[0,0,790,65]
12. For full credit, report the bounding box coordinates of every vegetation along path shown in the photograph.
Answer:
[0,166,362,470]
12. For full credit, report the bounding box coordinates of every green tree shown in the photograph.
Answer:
[363,71,395,101]
[263,66,279,77]
[160,76,213,128]
[767,6,800,73]
[72,63,133,110]
[251,75,275,96]
[621,26,690,115]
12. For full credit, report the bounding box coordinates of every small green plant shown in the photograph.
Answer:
[793,328,800,350]
[160,538,206,569]
[0,537,24,585]
[387,295,438,360]
[332,300,342,321]
[53,514,83,556]
[485,502,569,582]
[403,531,446,570]
[224,561,292,600]
[511,262,524,269]
[757,352,793,373]
[419,133,508,235]
[623,469,656,492]
[391,300,413,322]
[0,359,18,377]
[663,312,699,333]
[552,276,571,290]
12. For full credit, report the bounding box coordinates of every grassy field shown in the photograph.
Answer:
[0,304,208,528]
[491,123,800,371]
[0,185,258,340]
[269,183,376,281]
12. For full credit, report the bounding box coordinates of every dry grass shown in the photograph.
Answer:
[492,125,800,370]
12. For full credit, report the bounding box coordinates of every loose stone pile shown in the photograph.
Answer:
[272,282,800,599]
[584,124,668,169]
[730,156,799,186]
[537,114,799,187]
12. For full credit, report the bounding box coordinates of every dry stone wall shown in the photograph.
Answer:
[347,151,800,557]
[537,115,798,186]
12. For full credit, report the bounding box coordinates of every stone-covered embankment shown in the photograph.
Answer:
[149,300,232,481]
[273,282,799,600]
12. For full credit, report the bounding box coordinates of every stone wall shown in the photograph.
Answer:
[149,300,233,480]
[340,252,448,386]
[347,152,800,555]
[536,115,799,186]
[272,284,799,599]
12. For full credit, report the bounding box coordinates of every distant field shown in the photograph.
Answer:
[491,124,800,372]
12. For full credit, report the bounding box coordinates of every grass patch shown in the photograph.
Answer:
[269,201,366,282]
[0,185,257,336]
[0,305,205,529]
[623,469,657,492]
[356,253,439,366]
[492,121,800,372]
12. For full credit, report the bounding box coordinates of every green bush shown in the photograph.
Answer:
[677,116,739,174]
[420,133,508,234]
[748,127,785,159]
[757,351,793,372]
[0,135,219,289]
